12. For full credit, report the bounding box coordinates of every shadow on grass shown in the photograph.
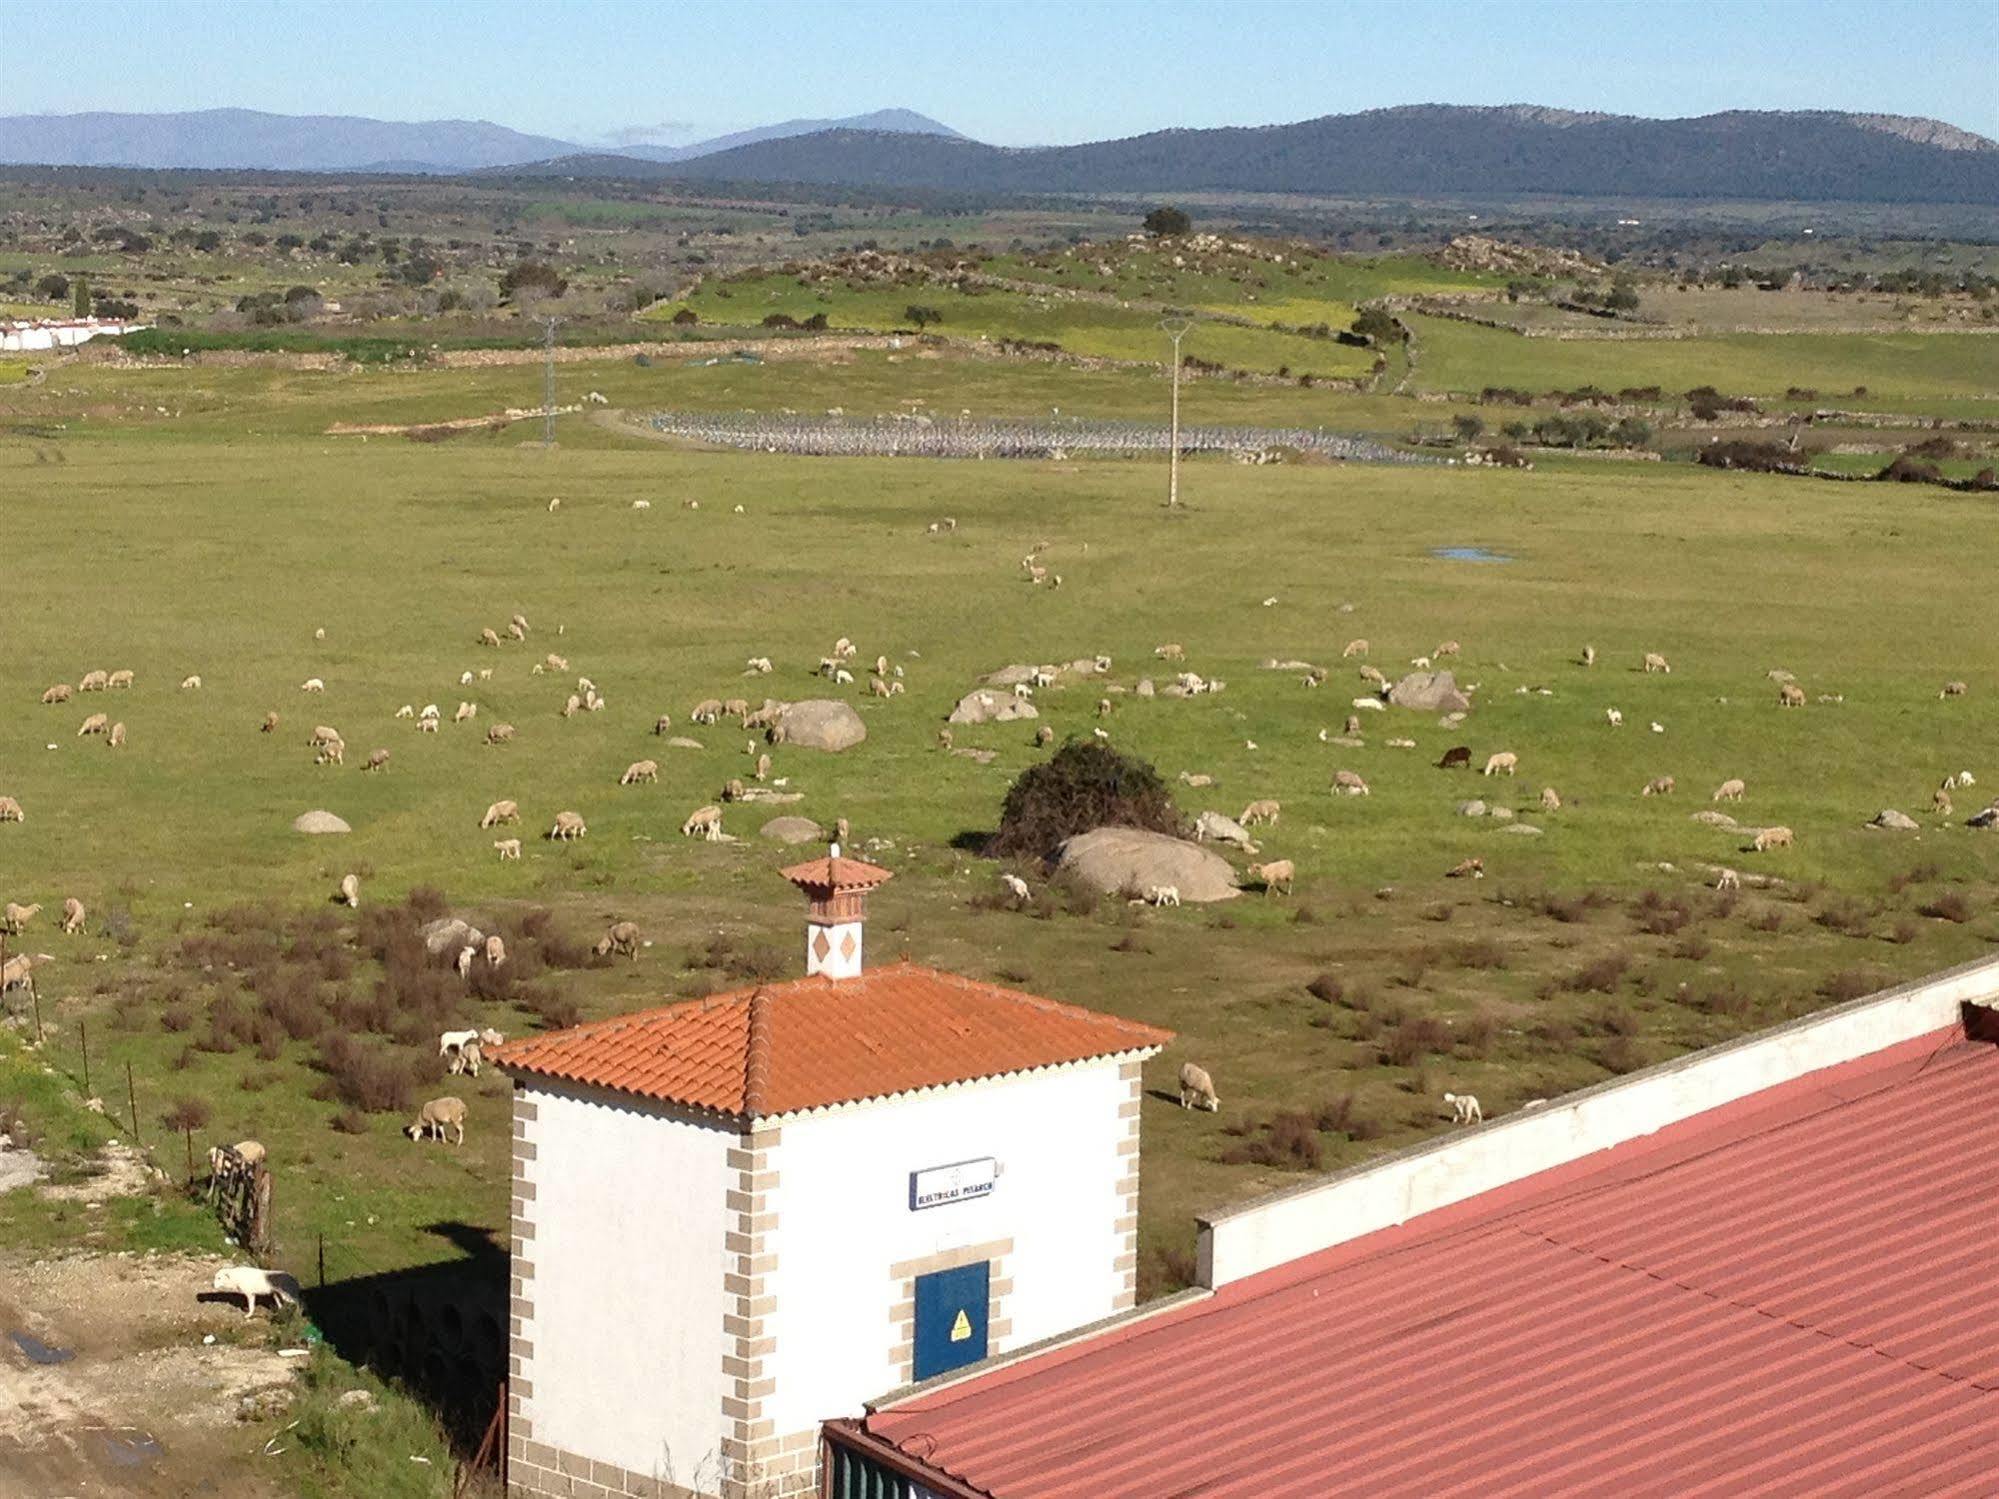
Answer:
[301,1219,507,1452]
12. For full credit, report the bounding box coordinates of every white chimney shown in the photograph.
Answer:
[781,846,893,981]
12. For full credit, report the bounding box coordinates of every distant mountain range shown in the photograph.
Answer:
[1,103,1992,205]
[0,106,961,173]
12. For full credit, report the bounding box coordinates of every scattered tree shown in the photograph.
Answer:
[988,740,1183,860]
[1142,205,1191,238]
[903,304,942,329]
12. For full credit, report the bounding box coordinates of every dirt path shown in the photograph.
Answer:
[0,1250,296,1497]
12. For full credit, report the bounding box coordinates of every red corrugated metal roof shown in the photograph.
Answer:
[490,960,1171,1120]
[865,1024,1999,1497]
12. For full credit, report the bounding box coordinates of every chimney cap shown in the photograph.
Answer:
[780,849,894,898]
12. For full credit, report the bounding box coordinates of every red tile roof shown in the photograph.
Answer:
[490,960,1171,1120]
[864,1024,1999,1497]
[779,852,894,894]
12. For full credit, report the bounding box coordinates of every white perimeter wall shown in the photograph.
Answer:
[761,1059,1131,1436]
[1200,952,1999,1287]
[522,1082,734,1490]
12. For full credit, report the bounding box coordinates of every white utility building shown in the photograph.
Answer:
[494,851,1172,1499]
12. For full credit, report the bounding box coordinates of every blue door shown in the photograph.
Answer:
[912,1261,989,1382]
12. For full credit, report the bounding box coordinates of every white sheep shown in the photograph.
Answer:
[1000,872,1031,904]
[59,897,85,934]
[1606,708,1624,727]
[1712,778,1746,802]
[1247,859,1295,895]
[210,1266,300,1319]
[1643,652,1671,674]
[494,838,522,861]
[438,1028,480,1058]
[107,669,133,689]
[301,678,325,693]
[1145,884,1181,907]
[406,1097,467,1145]
[79,669,109,692]
[681,805,723,840]
[548,810,587,841]
[180,674,202,690]
[1482,751,1518,776]
[1715,868,1742,892]
[0,797,24,823]
[484,936,507,970]
[481,799,520,828]
[337,874,360,908]
[1178,1062,1219,1111]
[394,704,414,719]
[448,1035,481,1073]
[454,701,477,723]
[1445,1092,1483,1125]
[620,759,659,785]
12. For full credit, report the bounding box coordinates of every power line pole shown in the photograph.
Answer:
[541,316,559,448]
[1158,316,1190,508]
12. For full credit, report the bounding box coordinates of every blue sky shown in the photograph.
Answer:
[7,0,1995,145]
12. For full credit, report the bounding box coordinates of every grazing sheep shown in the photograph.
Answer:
[1034,725,1054,746]
[833,668,854,686]
[405,1096,467,1146]
[745,657,773,675]
[653,715,674,736]
[1712,778,1746,802]
[1247,859,1295,895]
[1178,1062,1219,1111]
[1437,746,1471,770]
[417,716,438,734]
[1641,775,1676,797]
[1778,683,1806,708]
[1144,884,1181,907]
[494,838,522,860]
[363,748,390,772]
[1605,708,1624,728]
[595,921,642,961]
[545,653,569,673]
[454,701,477,723]
[1341,639,1369,659]
[1716,868,1741,892]
[107,722,125,749]
[180,675,201,690]
[1240,799,1281,827]
[78,712,109,737]
[1752,825,1794,852]
[690,699,723,725]
[1942,681,1968,698]
[1482,751,1518,777]
[999,872,1031,904]
[393,704,413,719]
[548,810,587,841]
[1445,1092,1483,1125]
[315,737,345,765]
[1446,857,1485,879]
[448,1036,482,1074]
[1155,643,1186,661]
[1333,770,1371,797]
[211,1265,300,1319]
[681,805,723,841]
[720,778,748,803]
[620,759,659,786]
[1642,652,1671,675]
[59,898,85,935]
[1357,664,1387,688]
[308,724,342,747]
[1540,786,1562,811]
[1933,788,1954,816]
[585,692,605,713]
[79,669,109,692]
[485,723,515,745]
[41,683,71,704]
[301,678,325,693]
[832,637,856,661]
[484,936,506,971]
[461,671,475,686]
[337,874,359,908]
[561,694,582,719]
[479,628,502,647]
[0,797,23,823]
[754,753,771,782]
[261,711,280,733]
[3,903,43,934]
[0,952,51,991]
[106,669,133,690]
[1410,656,1432,670]
[722,698,750,721]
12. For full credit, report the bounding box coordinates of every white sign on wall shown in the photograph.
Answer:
[909,1157,998,1211]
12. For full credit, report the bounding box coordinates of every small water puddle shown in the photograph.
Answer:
[9,1329,74,1364]
[98,1429,166,1467]
[1431,546,1514,564]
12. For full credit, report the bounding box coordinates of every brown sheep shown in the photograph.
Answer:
[486,723,516,745]
[1437,746,1471,770]
[1778,683,1806,708]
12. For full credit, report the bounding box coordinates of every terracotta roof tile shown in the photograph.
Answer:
[490,960,1171,1119]
[779,853,894,892]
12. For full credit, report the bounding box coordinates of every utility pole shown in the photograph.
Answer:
[1158,316,1191,508]
[541,316,559,448]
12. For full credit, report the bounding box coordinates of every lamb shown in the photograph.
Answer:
[1178,1062,1219,1111]
[405,1097,467,1146]
[1778,683,1806,708]
[1240,799,1281,827]
[1482,751,1518,777]
[78,712,109,737]
[1752,826,1794,852]
[1712,778,1746,802]
[1605,708,1624,728]
[41,684,71,704]
[595,921,642,960]
[486,723,516,745]
[1540,786,1562,811]
[454,701,477,723]
[449,1038,483,1075]
[999,872,1031,904]
[1715,868,1742,892]
[681,805,724,840]
[1144,884,1181,907]
[0,797,23,823]
[1341,639,1369,659]
[1942,681,1968,698]
[60,898,85,935]
[1641,775,1676,797]
[1438,746,1472,770]
[745,657,774,675]
[620,759,659,785]
[490,835,523,861]
[585,692,605,713]
[337,874,360,908]
[107,722,125,749]
[1247,859,1295,895]
[79,669,109,692]
[261,711,280,733]
[1333,770,1371,797]
[548,810,587,841]
[1444,1092,1483,1125]
[438,1029,481,1058]
[461,671,475,686]
[300,678,325,693]
[1643,652,1671,674]
[833,668,854,686]
[3,903,43,933]
[363,748,390,772]
[210,1266,301,1319]
[106,669,133,690]
[180,675,202,690]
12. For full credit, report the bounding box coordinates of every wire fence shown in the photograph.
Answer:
[647,409,1429,464]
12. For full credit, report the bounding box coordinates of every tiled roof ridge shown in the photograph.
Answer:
[742,987,775,1117]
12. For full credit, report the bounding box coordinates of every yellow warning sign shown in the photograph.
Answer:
[949,1309,973,1343]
